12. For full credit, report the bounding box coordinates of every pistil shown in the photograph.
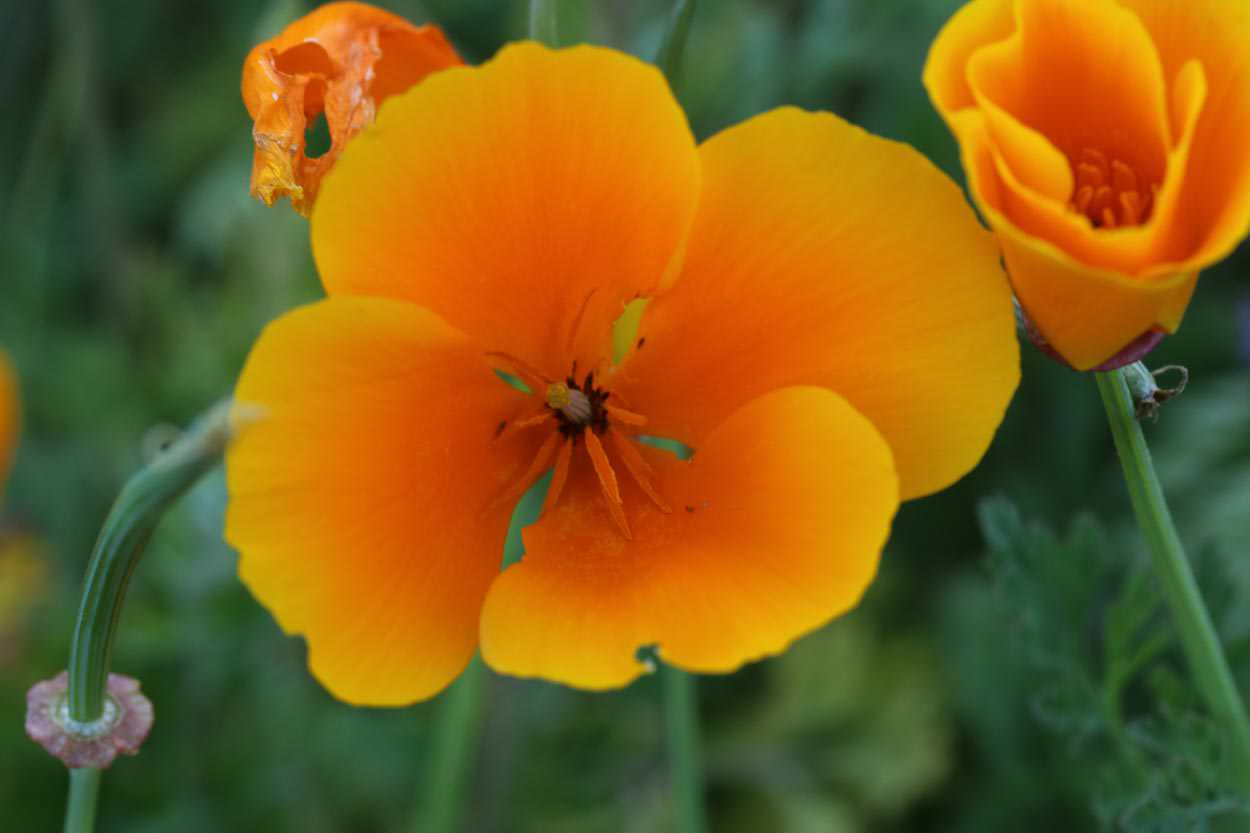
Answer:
[545,382,593,426]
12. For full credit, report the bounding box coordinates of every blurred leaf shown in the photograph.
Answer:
[979,499,1250,831]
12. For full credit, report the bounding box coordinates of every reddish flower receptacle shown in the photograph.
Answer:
[26,671,154,769]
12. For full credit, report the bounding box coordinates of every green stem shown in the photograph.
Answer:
[528,0,558,47]
[410,657,488,833]
[68,401,232,721]
[655,0,698,91]
[63,769,101,833]
[60,401,233,833]
[664,664,707,833]
[1095,368,1250,783]
[409,479,548,833]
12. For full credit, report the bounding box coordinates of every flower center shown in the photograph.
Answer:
[486,353,670,539]
[544,374,609,436]
[1068,148,1156,229]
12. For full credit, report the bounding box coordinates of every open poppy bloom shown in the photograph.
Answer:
[226,42,1019,705]
[242,1,461,214]
[926,0,1250,370]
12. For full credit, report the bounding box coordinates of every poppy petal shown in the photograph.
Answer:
[972,61,1207,276]
[312,42,701,377]
[1122,0,1250,269]
[924,0,1014,115]
[614,107,1018,501]
[225,297,540,705]
[968,0,1172,204]
[479,387,898,689]
[241,2,461,214]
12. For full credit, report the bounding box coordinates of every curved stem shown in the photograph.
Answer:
[664,664,707,833]
[68,401,232,720]
[60,401,233,833]
[1095,369,1250,784]
[63,769,101,833]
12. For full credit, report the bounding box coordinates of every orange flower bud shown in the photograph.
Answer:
[241,1,462,215]
[925,0,1250,370]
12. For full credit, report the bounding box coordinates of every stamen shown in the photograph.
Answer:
[542,437,573,517]
[1080,148,1108,172]
[1092,185,1114,217]
[584,427,630,539]
[486,351,553,393]
[564,289,598,360]
[489,351,670,537]
[604,402,646,427]
[1120,191,1142,226]
[494,407,555,443]
[1076,162,1104,189]
[1073,185,1094,216]
[546,382,571,410]
[609,428,671,513]
[1111,159,1137,193]
[482,432,560,519]
[1067,148,1154,229]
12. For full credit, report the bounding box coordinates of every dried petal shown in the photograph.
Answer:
[26,671,154,769]
[241,2,462,214]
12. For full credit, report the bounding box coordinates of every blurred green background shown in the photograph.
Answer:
[2,0,1249,831]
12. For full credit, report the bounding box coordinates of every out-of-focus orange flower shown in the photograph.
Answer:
[925,0,1250,370]
[0,352,16,497]
[0,530,46,665]
[0,352,41,666]
[226,43,1019,705]
[241,1,461,214]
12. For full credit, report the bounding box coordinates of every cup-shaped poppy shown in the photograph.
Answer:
[925,0,1250,370]
[242,1,462,214]
[226,43,1020,705]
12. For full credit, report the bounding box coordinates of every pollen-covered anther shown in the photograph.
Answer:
[487,354,669,538]
[546,383,593,425]
[1068,148,1156,229]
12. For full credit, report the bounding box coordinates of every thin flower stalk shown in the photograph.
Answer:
[54,401,236,833]
[1095,368,1250,787]
[67,401,234,720]
[409,483,546,833]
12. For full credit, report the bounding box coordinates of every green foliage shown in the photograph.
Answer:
[978,498,1250,832]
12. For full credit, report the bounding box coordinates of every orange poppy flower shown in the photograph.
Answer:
[241,1,461,214]
[226,43,1019,705]
[925,0,1250,370]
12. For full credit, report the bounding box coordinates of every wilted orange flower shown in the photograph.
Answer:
[925,0,1250,370]
[226,43,1019,705]
[242,1,461,214]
